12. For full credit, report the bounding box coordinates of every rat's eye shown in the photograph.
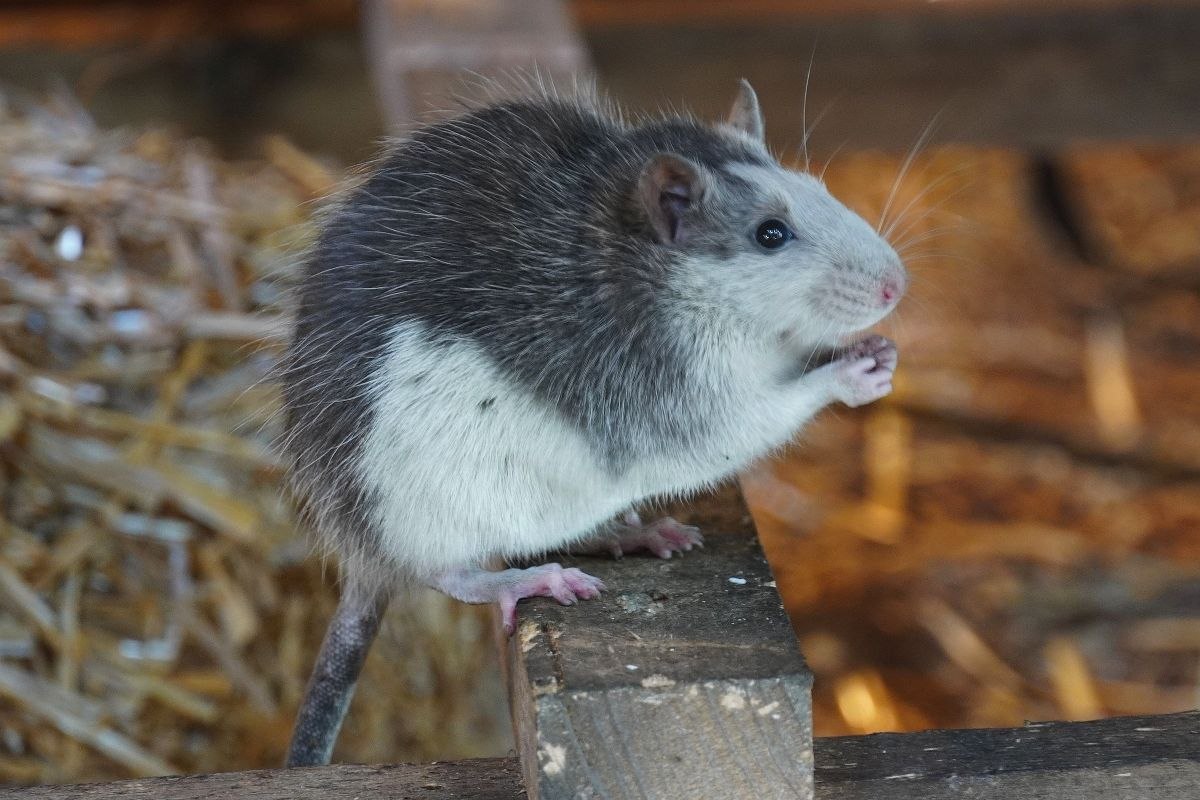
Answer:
[754,219,794,250]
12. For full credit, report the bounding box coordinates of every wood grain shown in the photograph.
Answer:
[0,758,525,800]
[14,712,1195,798]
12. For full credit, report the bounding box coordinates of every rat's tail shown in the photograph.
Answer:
[285,581,391,767]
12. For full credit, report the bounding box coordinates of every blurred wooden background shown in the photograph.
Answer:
[0,0,1199,156]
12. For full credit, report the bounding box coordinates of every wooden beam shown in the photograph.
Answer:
[6,0,1199,51]
[814,711,1200,799]
[12,712,1195,798]
[0,758,524,799]
[503,483,815,800]
[573,0,1200,28]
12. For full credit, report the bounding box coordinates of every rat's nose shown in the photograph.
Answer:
[879,271,906,307]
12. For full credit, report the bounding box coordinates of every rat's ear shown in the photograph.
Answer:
[727,79,765,143]
[638,153,707,245]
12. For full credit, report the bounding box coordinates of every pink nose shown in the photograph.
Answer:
[880,274,905,306]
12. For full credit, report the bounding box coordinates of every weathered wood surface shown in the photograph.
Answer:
[11,712,1195,798]
[0,758,525,800]
[363,0,589,131]
[504,483,815,800]
[814,711,1200,799]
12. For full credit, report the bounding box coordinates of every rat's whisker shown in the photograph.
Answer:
[894,227,966,255]
[801,45,817,171]
[876,108,946,235]
[817,141,848,183]
[882,164,975,241]
[801,99,840,173]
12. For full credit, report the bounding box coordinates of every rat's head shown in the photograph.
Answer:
[635,81,906,349]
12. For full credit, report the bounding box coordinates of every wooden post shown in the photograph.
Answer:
[362,0,590,131]
[503,483,815,800]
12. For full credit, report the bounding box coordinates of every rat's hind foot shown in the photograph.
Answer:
[582,512,703,559]
[432,563,605,634]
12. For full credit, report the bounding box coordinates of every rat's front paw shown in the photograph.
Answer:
[833,335,897,408]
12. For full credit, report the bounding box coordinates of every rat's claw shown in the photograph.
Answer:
[833,336,897,408]
[655,519,703,550]
[500,594,520,634]
[509,563,603,606]
[437,563,605,635]
[563,568,605,599]
[846,334,896,365]
[608,515,704,560]
[497,567,604,629]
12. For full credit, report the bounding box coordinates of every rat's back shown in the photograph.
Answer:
[281,97,661,580]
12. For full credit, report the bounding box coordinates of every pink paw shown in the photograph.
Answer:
[498,563,605,633]
[834,335,897,408]
[609,513,704,560]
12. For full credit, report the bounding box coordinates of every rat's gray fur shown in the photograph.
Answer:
[281,81,905,766]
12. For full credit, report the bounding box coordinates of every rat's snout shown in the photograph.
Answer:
[875,247,908,308]
[879,269,907,308]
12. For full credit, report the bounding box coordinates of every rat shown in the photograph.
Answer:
[280,80,906,766]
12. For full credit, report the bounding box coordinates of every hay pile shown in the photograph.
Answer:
[0,95,506,784]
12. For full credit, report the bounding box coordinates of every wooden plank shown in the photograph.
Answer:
[575,0,1200,28]
[814,711,1200,799]
[503,483,815,800]
[0,758,524,800]
[363,0,589,131]
[7,0,1198,50]
[16,712,1196,799]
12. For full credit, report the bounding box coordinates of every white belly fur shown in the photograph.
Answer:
[360,322,625,576]
[359,321,818,577]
